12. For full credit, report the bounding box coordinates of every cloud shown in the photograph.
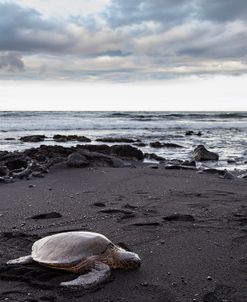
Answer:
[104,0,193,28]
[11,0,110,17]
[104,0,247,27]
[0,3,123,55]
[0,52,24,71]
[0,1,247,81]
[197,0,247,23]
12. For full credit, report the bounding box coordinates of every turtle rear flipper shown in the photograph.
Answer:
[7,255,34,265]
[60,262,111,288]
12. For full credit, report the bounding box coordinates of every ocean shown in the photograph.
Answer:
[0,111,247,171]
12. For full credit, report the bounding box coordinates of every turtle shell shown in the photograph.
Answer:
[32,231,111,265]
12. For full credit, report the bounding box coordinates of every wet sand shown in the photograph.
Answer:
[0,165,247,301]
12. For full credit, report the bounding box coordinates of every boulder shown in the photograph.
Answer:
[150,141,163,148]
[5,159,28,171]
[67,152,89,168]
[77,136,91,142]
[144,153,165,162]
[53,135,68,142]
[4,138,15,141]
[20,135,46,142]
[0,165,9,177]
[133,142,147,147]
[193,145,219,161]
[0,151,9,158]
[185,131,202,136]
[150,141,183,148]
[111,145,144,160]
[53,134,91,142]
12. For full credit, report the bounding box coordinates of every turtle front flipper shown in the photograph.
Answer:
[7,255,34,265]
[60,262,111,288]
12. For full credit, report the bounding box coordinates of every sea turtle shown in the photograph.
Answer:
[7,231,141,288]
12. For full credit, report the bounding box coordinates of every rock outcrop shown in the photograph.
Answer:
[150,141,183,148]
[0,144,144,182]
[20,135,46,142]
[193,145,219,161]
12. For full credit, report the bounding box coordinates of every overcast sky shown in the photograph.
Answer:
[0,0,247,110]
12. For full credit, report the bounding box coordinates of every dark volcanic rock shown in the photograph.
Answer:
[0,165,9,177]
[150,141,163,148]
[182,160,196,167]
[163,143,183,148]
[13,167,32,179]
[53,134,68,142]
[96,137,137,143]
[186,130,202,136]
[4,138,15,141]
[193,145,219,161]
[20,135,46,142]
[66,152,89,168]
[202,168,225,175]
[53,134,91,142]
[220,171,235,180]
[163,214,195,222]
[165,165,196,171]
[5,159,28,171]
[133,142,147,147]
[77,136,91,142]
[0,151,9,158]
[144,153,165,162]
[111,145,144,160]
[0,144,143,183]
[150,141,183,148]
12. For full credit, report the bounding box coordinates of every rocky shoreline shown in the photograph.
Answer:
[1,140,246,184]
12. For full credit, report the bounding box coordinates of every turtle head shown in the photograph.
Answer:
[112,247,141,269]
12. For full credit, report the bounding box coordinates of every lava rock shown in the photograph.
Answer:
[220,171,235,180]
[186,131,202,136]
[111,145,144,160]
[66,152,89,168]
[133,142,147,147]
[20,135,46,142]
[0,165,9,177]
[53,134,68,142]
[77,136,91,142]
[4,138,15,141]
[5,159,28,171]
[53,134,91,142]
[150,141,183,148]
[193,145,219,161]
[144,153,165,162]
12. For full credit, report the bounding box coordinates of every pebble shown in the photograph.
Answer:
[140,281,148,287]
[29,184,35,188]
[0,214,3,217]
[171,282,177,287]
[207,276,213,281]
[160,240,165,244]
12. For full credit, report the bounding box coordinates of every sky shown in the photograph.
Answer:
[0,0,247,110]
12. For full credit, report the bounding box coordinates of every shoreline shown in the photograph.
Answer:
[0,163,247,301]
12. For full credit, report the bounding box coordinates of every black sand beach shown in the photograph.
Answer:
[0,159,247,301]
